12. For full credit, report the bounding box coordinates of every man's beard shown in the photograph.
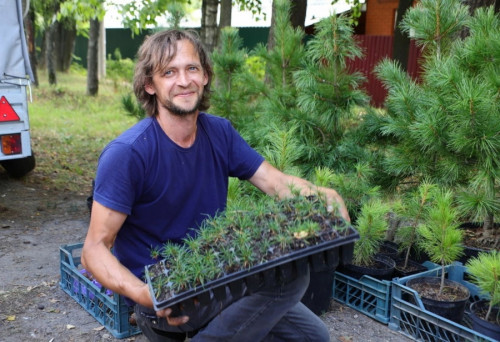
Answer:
[161,96,203,117]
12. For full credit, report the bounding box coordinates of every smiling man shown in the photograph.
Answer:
[82,29,349,342]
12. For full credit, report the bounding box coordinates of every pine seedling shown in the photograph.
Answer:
[238,243,256,269]
[185,255,206,287]
[274,231,294,253]
[466,250,500,321]
[121,93,146,120]
[184,235,203,253]
[160,241,183,260]
[291,221,322,241]
[150,245,161,261]
[418,189,464,295]
[314,163,380,220]
[202,251,223,282]
[353,199,391,266]
[151,271,170,299]
[394,181,437,268]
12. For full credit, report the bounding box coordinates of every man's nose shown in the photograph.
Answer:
[177,71,190,86]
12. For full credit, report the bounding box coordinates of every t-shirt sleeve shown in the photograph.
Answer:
[226,122,264,180]
[93,142,143,215]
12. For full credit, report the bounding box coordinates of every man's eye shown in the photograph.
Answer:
[164,70,173,76]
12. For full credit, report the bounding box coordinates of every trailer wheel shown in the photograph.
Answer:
[1,154,36,178]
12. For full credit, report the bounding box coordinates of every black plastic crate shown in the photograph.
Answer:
[59,243,141,339]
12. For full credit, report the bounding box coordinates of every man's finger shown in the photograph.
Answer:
[156,308,172,318]
[167,315,189,326]
[156,308,189,326]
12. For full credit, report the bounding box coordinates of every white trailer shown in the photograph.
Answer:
[0,0,35,177]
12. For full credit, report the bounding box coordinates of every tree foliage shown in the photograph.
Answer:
[372,1,499,238]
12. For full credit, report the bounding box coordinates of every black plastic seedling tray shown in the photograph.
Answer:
[146,225,359,312]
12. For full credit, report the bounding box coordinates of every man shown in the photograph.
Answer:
[82,29,350,341]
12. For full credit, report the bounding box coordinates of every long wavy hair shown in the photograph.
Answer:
[133,29,213,117]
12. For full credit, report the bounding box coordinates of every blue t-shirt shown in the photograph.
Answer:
[93,113,264,279]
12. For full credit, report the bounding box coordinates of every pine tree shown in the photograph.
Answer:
[291,14,371,175]
[210,27,254,127]
[240,0,307,174]
[294,14,368,141]
[373,0,500,244]
[252,0,305,126]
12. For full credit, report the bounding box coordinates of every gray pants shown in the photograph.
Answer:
[135,267,329,342]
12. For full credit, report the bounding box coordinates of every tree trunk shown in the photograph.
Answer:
[46,23,57,85]
[219,0,232,29]
[39,31,46,69]
[86,18,100,96]
[201,0,219,53]
[23,2,38,86]
[98,21,106,79]
[55,18,77,72]
[267,1,277,50]
[481,212,496,236]
[217,0,232,52]
[289,0,307,30]
[392,0,413,71]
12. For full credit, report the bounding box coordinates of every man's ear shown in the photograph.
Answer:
[145,82,155,95]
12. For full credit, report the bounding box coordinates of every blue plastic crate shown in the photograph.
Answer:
[389,262,496,342]
[59,243,141,339]
[332,271,393,323]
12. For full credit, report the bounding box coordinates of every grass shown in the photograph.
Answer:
[26,68,137,194]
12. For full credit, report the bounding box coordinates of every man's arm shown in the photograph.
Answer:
[249,161,351,223]
[82,201,189,325]
[82,201,152,307]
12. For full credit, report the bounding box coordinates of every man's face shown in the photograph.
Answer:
[145,39,208,116]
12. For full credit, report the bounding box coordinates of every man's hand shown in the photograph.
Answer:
[156,308,190,326]
[325,189,351,224]
[249,161,351,223]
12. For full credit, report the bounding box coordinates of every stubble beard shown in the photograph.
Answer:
[161,94,203,117]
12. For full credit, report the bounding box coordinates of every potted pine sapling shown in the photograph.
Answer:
[339,199,395,280]
[406,188,469,323]
[393,182,437,276]
[466,250,500,340]
[145,193,359,312]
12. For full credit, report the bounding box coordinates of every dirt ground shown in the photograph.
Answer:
[0,168,411,342]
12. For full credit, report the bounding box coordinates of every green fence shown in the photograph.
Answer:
[75,27,270,67]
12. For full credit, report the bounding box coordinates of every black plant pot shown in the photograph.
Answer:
[408,248,431,264]
[301,267,335,316]
[470,300,500,340]
[378,241,399,261]
[406,276,470,324]
[338,254,396,281]
[458,245,491,265]
[394,258,428,278]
